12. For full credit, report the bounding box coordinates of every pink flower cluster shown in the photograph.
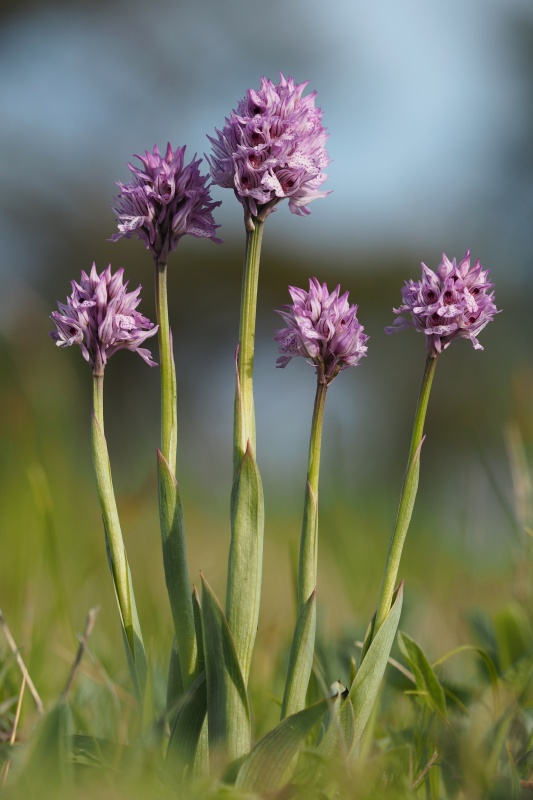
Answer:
[275,278,368,385]
[50,264,158,375]
[111,143,221,262]
[208,74,330,227]
[385,252,499,356]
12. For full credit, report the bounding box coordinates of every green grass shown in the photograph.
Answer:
[1,298,533,798]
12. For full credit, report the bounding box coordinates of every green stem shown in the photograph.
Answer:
[224,219,266,699]
[298,379,328,609]
[155,260,177,469]
[373,354,438,636]
[154,259,197,690]
[281,379,327,719]
[91,374,134,652]
[233,221,264,472]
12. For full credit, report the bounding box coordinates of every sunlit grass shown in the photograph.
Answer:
[1,275,533,797]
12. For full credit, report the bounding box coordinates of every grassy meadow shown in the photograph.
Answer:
[1,244,532,798]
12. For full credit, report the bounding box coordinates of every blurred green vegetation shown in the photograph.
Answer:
[1,236,532,795]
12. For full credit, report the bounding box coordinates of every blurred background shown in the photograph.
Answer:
[1,0,532,709]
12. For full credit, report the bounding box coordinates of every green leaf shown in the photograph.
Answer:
[317,685,355,759]
[431,644,500,712]
[493,602,533,673]
[91,412,129,627]
[506,741,522,799]
[235,698,329,791]
[70,734,138,770]
[92,411,146,706]
[166,636,183,718]
[157,450,197,690]
[201,574,250,762]
[166,670,207,782]
[226,442,264,685]
[103,521,147,708]
[349,582,403,753]
[281,589,316,719]
[398,631,446,719]
[22,701,72,790]
[192,586,205,675]
[191,586,208,777]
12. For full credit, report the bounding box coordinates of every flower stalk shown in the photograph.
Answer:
[298,379,327,610]
[281,378,327,719]
[91,372,147,700]
[154,258,197,691]
[155,260,177,468]
[366,252,499,653]
[371,354,438,643]
[233,221,264,470]
[111,143,220,696]
[275,278,367,718]
[50,263,157,701]
[226,218,265,687]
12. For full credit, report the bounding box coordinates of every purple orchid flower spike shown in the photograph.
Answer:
[208,74,331,229]
[50,263,158,375]
[111,143,222,262]
[385,251,499,356]
[275,278,368,385]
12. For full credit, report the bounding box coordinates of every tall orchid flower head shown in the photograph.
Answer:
[275,278,368,385]
[208,74,330,230]
[385,251,499,357]
[50,264,158,376]
[111,143,222,263]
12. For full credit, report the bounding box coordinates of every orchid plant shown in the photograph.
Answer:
[47,74,499,794]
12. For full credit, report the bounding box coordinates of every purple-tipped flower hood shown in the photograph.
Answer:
[208,74,330,228]
[275,278,368,385]
[111,143,221,262]
[385,251,499,356]
[50,264,158,375]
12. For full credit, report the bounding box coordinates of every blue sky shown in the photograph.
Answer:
[1,0,532,274]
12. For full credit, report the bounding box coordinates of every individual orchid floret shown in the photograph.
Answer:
[385,251,499,357]
[275,278,368,385]
[111,143,222,262]
[208,74,330,229]
[50,263,158,375]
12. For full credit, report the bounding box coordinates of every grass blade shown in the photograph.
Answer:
[398,631,447,719]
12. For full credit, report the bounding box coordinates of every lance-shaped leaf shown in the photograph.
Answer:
[201,574,250,762]
[236,698,329,791]
[226,442,264,685]
[158,450,197,689]
[92,407,147,707]
[349,583,403,753]
[317,683,356,758]
[166,670,207,782]
[103,523,147,707]
[191,586,208,777]
[281,590,316,719]
[192,586,205,675]
[166,636,183,718]
[398,632,447,719]
[166,591,208,781]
